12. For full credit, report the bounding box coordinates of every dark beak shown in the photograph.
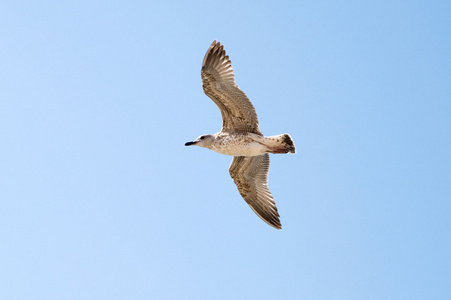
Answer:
[185,141,196,146]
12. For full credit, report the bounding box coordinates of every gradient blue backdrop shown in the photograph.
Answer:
[1,1,450,299]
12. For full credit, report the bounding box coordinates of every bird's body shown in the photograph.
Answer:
[204,132,294,157]
[185,41,295,229]
[209,132,268,156]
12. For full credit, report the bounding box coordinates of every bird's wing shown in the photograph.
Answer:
[201,40,261,135]
[229,154,281,229]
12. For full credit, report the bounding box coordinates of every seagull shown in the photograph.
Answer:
[185,41,295,229]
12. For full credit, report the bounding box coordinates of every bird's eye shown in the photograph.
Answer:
[200,136,205,140]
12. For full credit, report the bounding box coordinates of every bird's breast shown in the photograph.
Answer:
[210,134,269,156]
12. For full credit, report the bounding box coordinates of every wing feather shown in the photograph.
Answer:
[201,41,261,134]
[229,154,281,229]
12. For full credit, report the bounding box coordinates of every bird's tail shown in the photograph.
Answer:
[266,134,296,154]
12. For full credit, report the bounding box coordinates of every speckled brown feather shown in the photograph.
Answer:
[201,41,262,135]
[229,154,281,229]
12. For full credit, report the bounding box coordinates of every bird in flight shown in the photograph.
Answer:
[185,41,295,229]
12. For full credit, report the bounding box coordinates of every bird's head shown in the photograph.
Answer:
[185,134,214,148]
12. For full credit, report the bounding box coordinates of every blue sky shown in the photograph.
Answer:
[1,1,450,299]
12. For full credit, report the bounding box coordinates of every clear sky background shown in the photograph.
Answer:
[1,1,450,299]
